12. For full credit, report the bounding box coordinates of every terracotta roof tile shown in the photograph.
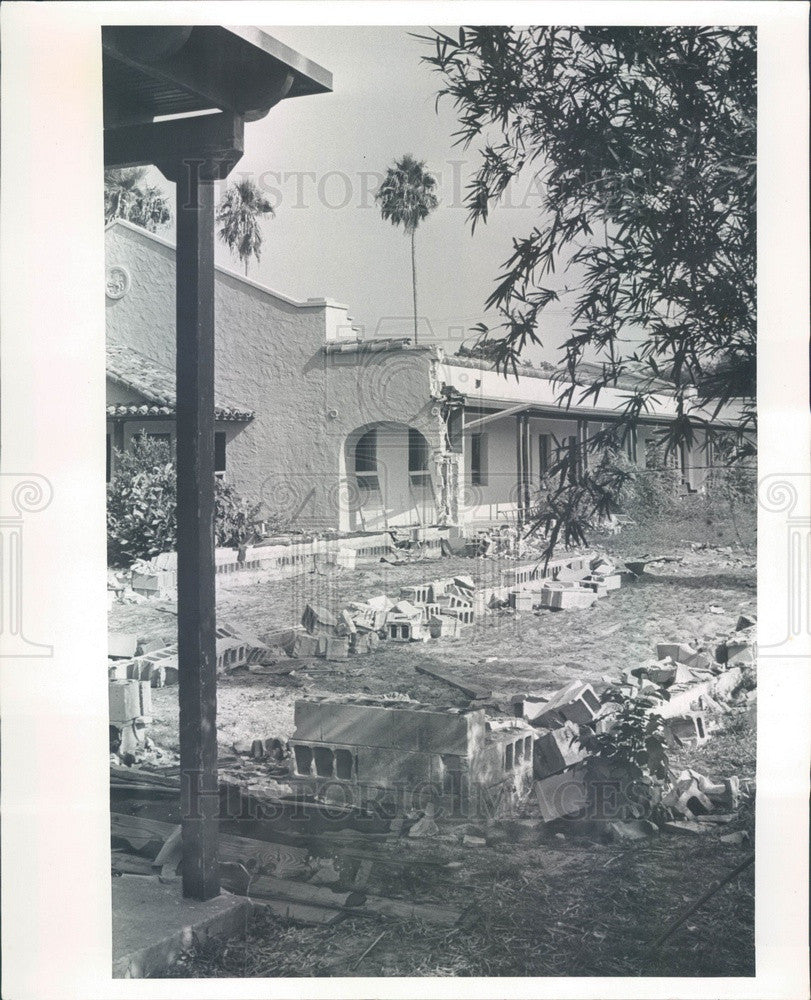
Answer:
[106,343,253,421]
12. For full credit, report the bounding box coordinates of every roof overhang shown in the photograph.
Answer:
[102,26,332,127]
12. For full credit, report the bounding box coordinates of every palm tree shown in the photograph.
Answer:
[375,155,439,345]
[216,178,275,276]
[104,167,171,231]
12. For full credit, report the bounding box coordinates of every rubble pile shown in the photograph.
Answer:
[283,551,625,662]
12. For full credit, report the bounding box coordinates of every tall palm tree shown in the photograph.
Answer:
[216,178,275,276]
[375,155,439,345]
[104,167,171,231]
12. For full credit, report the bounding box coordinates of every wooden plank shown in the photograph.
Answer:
[250,899,344,926]
[415,664,491,700]
[111,850,155,875]
[360,895,461,927]
[240,875,364,910]
[111,813,175,853]
[104,112,243,171]
[110,766,180,788]
[110,814,308,876]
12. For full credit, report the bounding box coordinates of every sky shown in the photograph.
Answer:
[146,26,583,360]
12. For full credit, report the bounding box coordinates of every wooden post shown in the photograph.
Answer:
[521,414,531,517]
[515,415,523,529]
[174,158,219,901]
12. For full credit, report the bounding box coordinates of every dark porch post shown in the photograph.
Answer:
[521,414,531,518]
[515,415,524,530]
[174,159,219,900]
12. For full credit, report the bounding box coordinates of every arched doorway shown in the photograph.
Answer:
[344,422,436,531]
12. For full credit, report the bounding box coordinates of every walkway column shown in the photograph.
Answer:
[174,161,219,900]
[157,134,243,901]
[515,415,524,530]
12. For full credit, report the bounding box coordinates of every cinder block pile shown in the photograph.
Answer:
[509,679,602,820]
[107,625,269,687]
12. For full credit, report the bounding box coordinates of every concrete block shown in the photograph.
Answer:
[290,633,319,659]
[108,633,139,660]
[664,712,708,747]
[533,722,587,777]
[301,604,338,637]
[656,642,698,663]
[292,701,483,756]
[534,767,588,822]
[400,585,432,604]
[387,617,424,641]
[350,632,373,655]
[579,577,608,598]
[541,582,597,610]
[336,609,357,636]
[109,679,151,724]
[325,637,349,661]
[428,614,460,639]
[683,650,714,672]
[441,606,474,626]
[366,594,394,630]
[527,681,602,728]
[510,590,535,611]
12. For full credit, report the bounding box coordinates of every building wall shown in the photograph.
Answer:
[105,222,438,529]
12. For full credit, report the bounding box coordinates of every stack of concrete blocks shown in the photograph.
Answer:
[540,581,598,611]
[289,700,535,815]
[109,678,152,755]
[121,644,179,687]
[130,552,178,598]
[512,680,602,822]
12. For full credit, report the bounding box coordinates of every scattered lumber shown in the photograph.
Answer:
[249,898,344,926]
[242,875,365,910]
[152,824,182,880]
[110,782,179,795]
[111,850,154,875]
[111,813,309,876]
[111,812,175,853]
[359,895,461,927]
[110,765,181,789]
[415,664,492,700]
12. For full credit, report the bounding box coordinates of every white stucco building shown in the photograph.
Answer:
[106,219,736,533]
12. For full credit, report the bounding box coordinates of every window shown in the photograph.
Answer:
[408,428,429,473]
[355,428,377,473]
[409,428,431,490]
[215,432,226,476]
[538,434,550,477]
[471,433,488,486]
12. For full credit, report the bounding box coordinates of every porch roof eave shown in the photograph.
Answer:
[461,397,741,431]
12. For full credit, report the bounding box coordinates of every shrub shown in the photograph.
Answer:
[215,479,263,550]
[577,688,670,819]
[107,433,264,566]
[107,435,177,566]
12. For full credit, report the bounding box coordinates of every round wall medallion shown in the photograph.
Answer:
[106,265,131,300]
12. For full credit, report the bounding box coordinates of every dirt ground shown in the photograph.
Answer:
[110,511,757,977]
